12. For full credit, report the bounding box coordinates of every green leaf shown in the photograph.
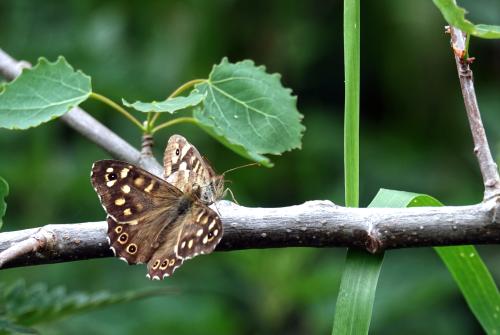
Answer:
[0,57,92,130]
[193,58,305,167]
[122,92,206,114]
[0,177,8,229]
[433,0,500,39]
[0,280,175,328]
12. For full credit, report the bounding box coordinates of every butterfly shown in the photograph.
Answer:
[90,135,224,280]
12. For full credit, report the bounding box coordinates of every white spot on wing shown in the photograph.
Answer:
[110,246,116,256]
[179,161,188,171]
[152,275,160,281]
[119,256,128,264]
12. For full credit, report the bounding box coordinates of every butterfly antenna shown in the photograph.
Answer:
[221,162,260,176]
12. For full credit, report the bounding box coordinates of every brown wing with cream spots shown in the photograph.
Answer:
[92,160,187,268]
[163,134,224,204]
[91,160,183,223]
[146,201,222,279]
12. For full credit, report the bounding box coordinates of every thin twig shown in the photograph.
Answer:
[449,27,500,200]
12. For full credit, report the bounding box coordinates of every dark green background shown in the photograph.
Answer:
[1,1,499,334]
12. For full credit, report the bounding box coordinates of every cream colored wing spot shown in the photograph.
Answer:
[202,235,208,244]
[106,180,117,187]
[134,177,145,187]
[114,226,123,234]
[123,208,132,216]
[120,168,130,179]
[169,259,175,266]
[145,181,155,193]
[115,198,126,206]
[126,243,137,254]
[180,144,190,160]
[152,259,160,270]
[126,219,139,225]
[121,185,131,194]
[196,211,205,222]
[193,160,200,173]
[118,233,128,244]
[190,155,196,165]
[188,239,194,249]
[208,220,216,230]
[213,229,219,236]
[179,161,188,171]
[201,216,209,225]
[196,228,204,237]
[106,167,114,173]
[181,241,186,249]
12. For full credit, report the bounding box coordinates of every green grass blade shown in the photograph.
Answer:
[332,250,384,334]
[435,246,500,333]
[332,190,409,334]
[401,194,500,334]
[372,189,500,334]
[343,0,360,208]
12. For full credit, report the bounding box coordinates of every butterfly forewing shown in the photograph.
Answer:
[91,160,183,223]
[164,134,224,204]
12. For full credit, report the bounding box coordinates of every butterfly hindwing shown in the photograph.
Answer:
[145,201,222,279]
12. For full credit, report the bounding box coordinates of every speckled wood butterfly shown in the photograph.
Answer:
[90,135,224,280]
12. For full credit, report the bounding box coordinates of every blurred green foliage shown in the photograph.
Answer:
[0,0,499,334]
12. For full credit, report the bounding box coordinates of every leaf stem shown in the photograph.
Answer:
[150,79,206,126]
[90,92,144,130]
[151,117,199,134]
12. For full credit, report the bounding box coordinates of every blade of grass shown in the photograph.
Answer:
[332,190,415,334]
[343,0,360,208]
[374,189,499,334]
[332,0,374,333]
[402,194,500,334]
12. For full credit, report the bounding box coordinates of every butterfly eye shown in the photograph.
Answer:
[175,149,180,156]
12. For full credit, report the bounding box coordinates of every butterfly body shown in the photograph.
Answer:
[91,137,224,280]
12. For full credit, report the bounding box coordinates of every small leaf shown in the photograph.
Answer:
[0,177,8,229]
[433,0,500,39]
[193,58,305,167]
[122,92,206,114]
[0,57,92,130]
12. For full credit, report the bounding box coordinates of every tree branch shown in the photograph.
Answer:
[0,41,499,269]
[449,27,500,200]
[0,199,499,269]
